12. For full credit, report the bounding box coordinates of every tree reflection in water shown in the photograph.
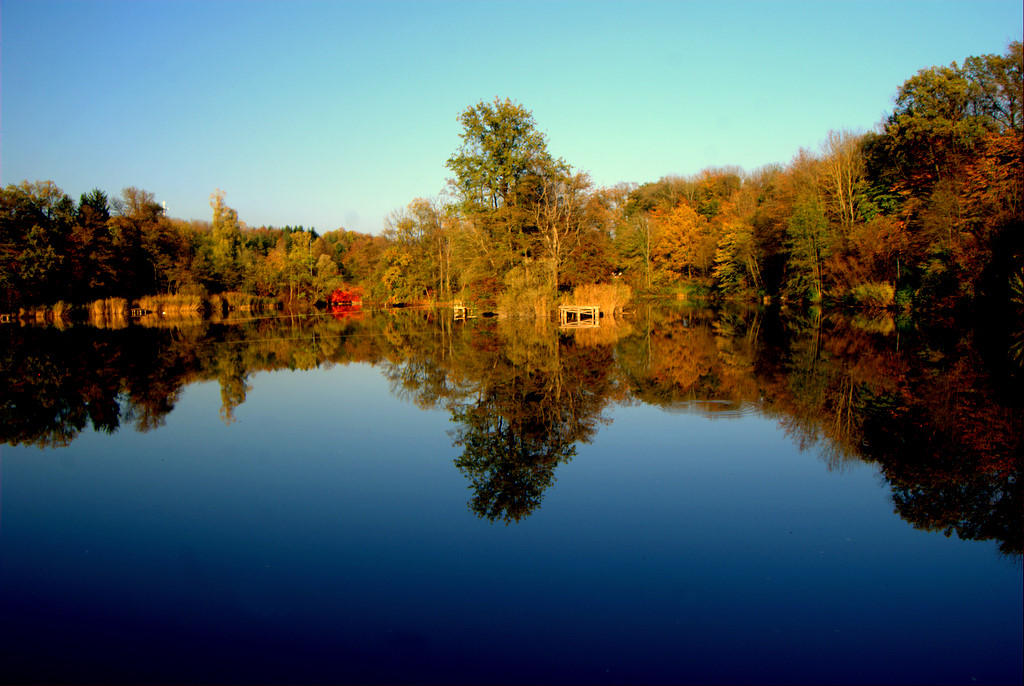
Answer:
[1,305,1019,553]
[446,322,619,523]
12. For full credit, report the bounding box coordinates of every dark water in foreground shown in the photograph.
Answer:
[1,306,1021,684]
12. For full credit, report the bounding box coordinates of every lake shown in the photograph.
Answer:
[1,305,1021,684]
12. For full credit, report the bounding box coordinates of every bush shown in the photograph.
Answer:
[498,265,555,318]
[460,276,504,311]
[565,282,632,317]
[850,313,896,335]
[568,318,635,346]
[850,282,895,309]
[222,291,261,311]
[677,282,713,300]
[51,301,73,329]
[138,311,203,328]
[88,298,128,329]
[178,283,209,298]
[211,292,275,321]
[895,287,914,310]
[137,293,204,316]
[1010,269,1024,308]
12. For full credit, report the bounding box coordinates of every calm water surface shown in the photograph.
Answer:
[1,307,1021,683]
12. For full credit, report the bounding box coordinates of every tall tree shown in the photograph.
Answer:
[530,171,594,291]
[209,189,242,290]
[0,181,75,305]
[650,202,715,281]
[447,98,557,212]
[107,186,167,296]
[786,194,831,302]
[371,199,447,304]
[446,98,564,280]
[871,42,1023,303]
[821,130,865,230]
[69,189,118,296]
[615,214,655,289]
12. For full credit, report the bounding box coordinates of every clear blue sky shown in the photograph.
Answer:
[2,0,1021,233]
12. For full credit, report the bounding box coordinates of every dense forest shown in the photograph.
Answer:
[2,43,1021,318]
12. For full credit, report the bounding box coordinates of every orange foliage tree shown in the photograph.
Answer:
[650,203,717,282]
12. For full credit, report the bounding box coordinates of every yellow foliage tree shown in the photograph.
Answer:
[650,203,716,281]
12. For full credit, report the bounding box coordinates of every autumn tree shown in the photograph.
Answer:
[209,189,242,290]
[369,199,446,304]
[786,194,831,302]
[69,189,118,296]
[446,98,565,284]
[692,168,743,219]
[107,186,175,296]
[868,41,1023,304]
[650,202,716,282]
[821,130,865,230]
[0,181,73,306]
[713,186,763,296]
[529,170,597,291]
[561,186,617,288]
[615,213,655,289]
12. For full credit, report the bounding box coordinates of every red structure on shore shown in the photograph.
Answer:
[329,287,364,319]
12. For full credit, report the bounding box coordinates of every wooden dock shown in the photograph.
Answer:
[558,305,600,328]
[453,301,476,321]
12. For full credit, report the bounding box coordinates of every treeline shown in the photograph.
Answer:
[2,43,1020,314]
[0,184,385,311]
